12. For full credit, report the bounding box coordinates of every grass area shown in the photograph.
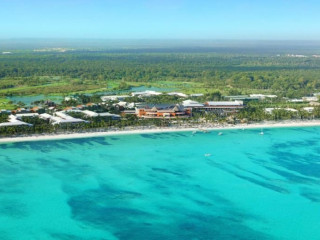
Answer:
[0,98,16,110]
[0,76,287,100]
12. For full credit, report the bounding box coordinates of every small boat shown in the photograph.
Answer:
[218,132,223,136]
[259,129,264,135]
[204,153,211,157]
[192,130,197,134]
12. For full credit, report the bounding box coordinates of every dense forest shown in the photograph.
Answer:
[1,50,320,98]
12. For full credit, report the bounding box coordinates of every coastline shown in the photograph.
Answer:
[1,119,320,144]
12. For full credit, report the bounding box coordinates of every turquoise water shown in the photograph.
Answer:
[91,86,176,96]
[7,95,64,105]
[7,86,175,105]
[0,127,320,240]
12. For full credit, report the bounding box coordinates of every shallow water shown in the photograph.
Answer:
[7,86,175,105]
[0,127,320,240]
[91,85,176,96]
[7,94,64,105]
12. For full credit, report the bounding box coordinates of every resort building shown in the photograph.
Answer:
[64,96,77,101]
[135,104,191,118]
[44,100,56,107]
[31,106,44,113]
[302,96,318,102]
[182,100,204,108]
[0,115,32,127]
[287,99,304,103]
[167,92,188,98]
[15,113,39,119]
[310,102,320,106]
[190,93,204,97]
[0,110,12,114]
[224,95,260,102]
[82,110,121,120]
[249,94,277,99]
[199,101,244,115]
[303,107,314,113]
[101,95,129,101]
[113,102,135,109]
[48,111,86,125]
[63,107,82,112]
[288,97,318,103]
[265,108,299,114]
[121,110,136,116]
[14,108,31,114]
[39,113,55,121]
[131,90,162,97]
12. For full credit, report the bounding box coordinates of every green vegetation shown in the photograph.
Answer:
[1,48,320,137]
[1,51,320,99]
[0,98,16,109]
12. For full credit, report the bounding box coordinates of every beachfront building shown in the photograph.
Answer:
[40,112,87,125]
[0,115,32,127]
[181,100,204,108]
[135,104,191,118]
[15,113,39,119]
[82,110,121,120]
[39,113,55,121]
[55,111,85,121]
[199,101,244,115]
[113,101,135,109]
[121,110,136,116]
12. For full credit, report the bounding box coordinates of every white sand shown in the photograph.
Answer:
[1,120,320,144]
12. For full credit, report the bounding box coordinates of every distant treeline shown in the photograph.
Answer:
[1,51,320,97]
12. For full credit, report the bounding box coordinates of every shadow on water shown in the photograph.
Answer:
[66,175,274,240]
[264,167,316,184]
[49,233,104,240]
[0,199,28,218]
[0,137,112,153]
[151,167,188,177]
[268,150,320,178]
[140,132,189,140]
[205,158,290,194]
[300,188,320,202]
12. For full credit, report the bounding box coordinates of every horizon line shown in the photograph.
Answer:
[0,38,320,42]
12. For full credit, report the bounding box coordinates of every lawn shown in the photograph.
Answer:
[0,98,16,110]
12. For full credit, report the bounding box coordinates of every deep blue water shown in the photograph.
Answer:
[0,127,320,240]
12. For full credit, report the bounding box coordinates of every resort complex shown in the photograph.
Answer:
[0,88,320,137]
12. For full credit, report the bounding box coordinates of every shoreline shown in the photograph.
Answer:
[1,119,320,144]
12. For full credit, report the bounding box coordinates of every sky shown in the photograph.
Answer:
[1,0,320,40]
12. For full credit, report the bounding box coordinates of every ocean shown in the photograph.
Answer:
[0,127,320,240]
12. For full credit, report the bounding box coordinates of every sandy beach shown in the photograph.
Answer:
[1,119,320,144]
